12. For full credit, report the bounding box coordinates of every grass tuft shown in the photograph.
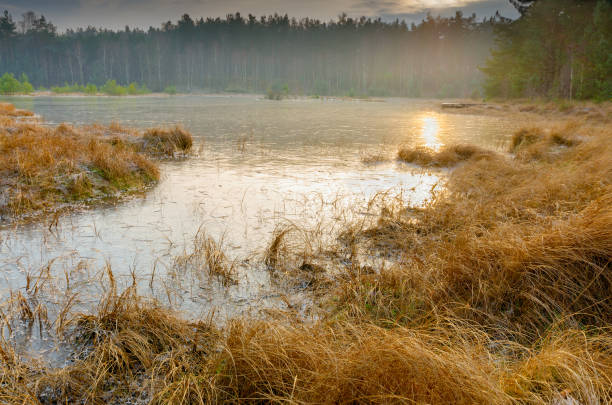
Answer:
[142,126,194,157]
[398,144,495,167]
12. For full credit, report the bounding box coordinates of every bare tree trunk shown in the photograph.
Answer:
[103,45,107,79]
[76,42,84,84]
[68,53,74,83]
[157,41,162,89]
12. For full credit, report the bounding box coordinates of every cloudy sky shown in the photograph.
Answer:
[0,0,518,30]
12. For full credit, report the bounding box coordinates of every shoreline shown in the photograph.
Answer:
[4,91,386,101]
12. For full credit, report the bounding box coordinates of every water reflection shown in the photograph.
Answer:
[420,113,442,149]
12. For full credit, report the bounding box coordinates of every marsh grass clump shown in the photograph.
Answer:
[142,126,194,157]
[511,121,583,162]
[0,103,191,223]
[510,127,544,151]
[264,224,296,270]
[0,102,34,118]
[398,144,495,167]
[263,223,324,274]
[8,286,222,404]
[174,228,237,286]
[262,222,332,290]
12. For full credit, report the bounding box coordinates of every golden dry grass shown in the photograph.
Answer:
[143,126,193,157]
[352,120,611,335]
[174,228,237,286]
[2,287,609,403]
[0,102,34,118]
[445,100,612,125]
[0,103,193,222]
[398,144,495,167]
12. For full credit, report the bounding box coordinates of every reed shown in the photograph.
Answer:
[174,228,237,286]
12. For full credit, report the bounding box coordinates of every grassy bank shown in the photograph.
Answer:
[0,103,192,223]
[1,107,610,403]
[443,99,612,124]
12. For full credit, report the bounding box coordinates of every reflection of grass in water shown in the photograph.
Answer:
[1,113,612,403]
[234,134,252,153]
[360,150,390,164]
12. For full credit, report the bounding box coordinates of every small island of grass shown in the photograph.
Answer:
[0,102,193,223]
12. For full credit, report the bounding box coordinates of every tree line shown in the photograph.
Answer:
[0,10,502,98]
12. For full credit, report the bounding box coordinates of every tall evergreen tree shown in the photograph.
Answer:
[483,0,610,100]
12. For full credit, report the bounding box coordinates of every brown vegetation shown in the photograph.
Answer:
[1,110,610,403]
[398,143,495,167]
[0,103,34,118]
[142,126,194,157]
[0,103,193,223]
[174,228,237,286]
[445,100,612,125]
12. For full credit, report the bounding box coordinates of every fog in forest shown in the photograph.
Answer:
[0,8,510,97]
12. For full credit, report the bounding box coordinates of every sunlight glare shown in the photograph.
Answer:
[420,113,442,149]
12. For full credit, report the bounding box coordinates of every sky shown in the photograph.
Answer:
[0,0,519,31]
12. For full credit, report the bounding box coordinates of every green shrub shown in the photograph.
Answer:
[0,73,22,94]
[101,79,127,96]
[22,79,149,96]
[163,85,177,95]
[20,81,34,94]
[127,82,139,95]
[127,82,151,95]
[85,83,98,95]
[266,81,289,100]
[51,83,86,94]
[18,74,34,94]
[138,84,151,95]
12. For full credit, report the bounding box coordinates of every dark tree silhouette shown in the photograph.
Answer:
[484,0,610,99]
[510,0,538,14]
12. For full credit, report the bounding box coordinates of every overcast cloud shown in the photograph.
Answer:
[0,0,518,30]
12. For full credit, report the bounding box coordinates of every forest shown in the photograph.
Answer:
[0,0,610,99]
[0,9,500,97]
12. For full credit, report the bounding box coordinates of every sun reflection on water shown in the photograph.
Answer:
[420,113,443,150]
